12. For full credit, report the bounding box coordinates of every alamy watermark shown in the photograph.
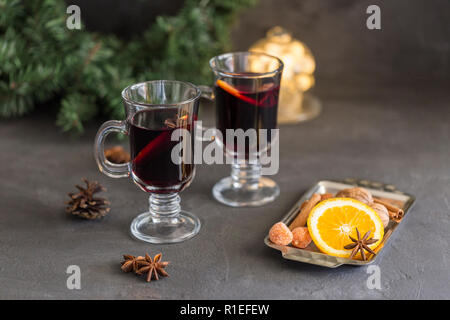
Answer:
[66,265,81,290]
[366,265,382,290]
[66,5,81,30]
[170,122,279,175]
[366,5,381,30]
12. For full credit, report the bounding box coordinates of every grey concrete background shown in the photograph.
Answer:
[72,0,450,85]
[231,0,450,85]
[1,0,449,299]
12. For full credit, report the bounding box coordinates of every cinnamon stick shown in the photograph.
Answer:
[373,198,404,221]
[320,193,334,201]
[289,193,321,230]
[300,200,308,210]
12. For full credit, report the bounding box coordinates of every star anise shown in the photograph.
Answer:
[121,254,145,273]
[136,253,170,282]
[344,228,378,261]
[164,112,189,129]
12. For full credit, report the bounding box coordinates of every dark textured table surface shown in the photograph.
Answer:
[1,84,449,299]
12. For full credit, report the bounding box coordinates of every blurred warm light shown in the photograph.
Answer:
[250,26,317,123]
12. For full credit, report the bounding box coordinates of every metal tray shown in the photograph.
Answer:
[264,179,416,268]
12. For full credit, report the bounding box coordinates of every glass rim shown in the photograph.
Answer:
[209,51,284,79]
[121,80,201,108]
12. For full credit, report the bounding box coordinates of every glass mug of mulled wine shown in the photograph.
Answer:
[204,52,284,207]
[94,80,201,244]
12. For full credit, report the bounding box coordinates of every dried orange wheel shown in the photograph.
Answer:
[307,198,384,258]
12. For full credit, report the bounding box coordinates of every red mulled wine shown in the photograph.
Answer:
[214,80,279,156]
[129,110,194,193]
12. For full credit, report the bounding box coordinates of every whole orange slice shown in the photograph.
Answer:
[307,198,384,259]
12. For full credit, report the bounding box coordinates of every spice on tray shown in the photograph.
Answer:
[267,186,406,263]
[344,228,378,261]
[374,198,404,222]
[289,193,321,230]
[370,203,390,228]
[336,187,373,205]
[291,227,312,249]
[320,193,334,201]
[269,222,293,246]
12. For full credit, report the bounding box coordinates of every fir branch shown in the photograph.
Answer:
[0,0,257,133]
[56,93,97,133]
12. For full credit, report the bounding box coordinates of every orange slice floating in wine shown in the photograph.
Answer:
[216,79,258,106]
[133,131,171,166]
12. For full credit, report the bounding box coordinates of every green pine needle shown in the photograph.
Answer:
[0,0,256,134]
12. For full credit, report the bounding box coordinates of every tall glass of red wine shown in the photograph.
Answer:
[209,52,284,207]
[94,80,201,243]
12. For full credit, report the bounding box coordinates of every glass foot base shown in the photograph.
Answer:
[212,176,280,207]
[130,210,201,244]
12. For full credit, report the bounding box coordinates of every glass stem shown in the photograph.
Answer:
[148,193,181,220]
[230,161,261,190]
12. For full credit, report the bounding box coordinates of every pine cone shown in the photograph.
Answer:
[66,178,110,220]
[104,146,130,164]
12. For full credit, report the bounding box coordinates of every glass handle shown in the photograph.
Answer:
[94,120,130,178]
[197,85,215,142]
[198,85,215,101]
